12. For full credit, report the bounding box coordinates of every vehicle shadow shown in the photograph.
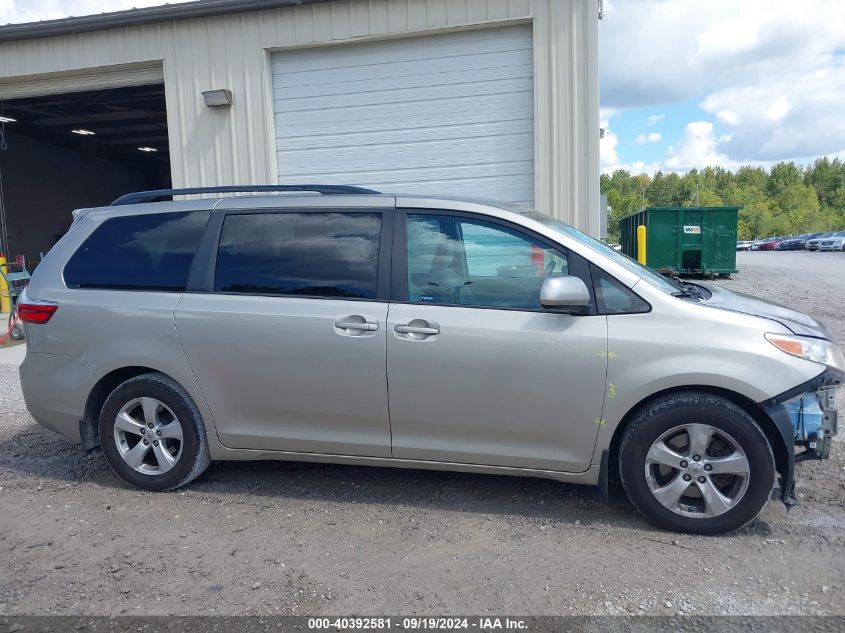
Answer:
[0,422,774,537]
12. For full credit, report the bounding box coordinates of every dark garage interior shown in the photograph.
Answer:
[0,83,170,262]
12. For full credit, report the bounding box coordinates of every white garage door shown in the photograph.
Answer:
[271,26,534,206]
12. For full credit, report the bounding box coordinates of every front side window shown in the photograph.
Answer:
[591,265,650,315]
[214,212,381,299]
[64,211,210,290]
[522,211,683,296]
[406,214,569,309]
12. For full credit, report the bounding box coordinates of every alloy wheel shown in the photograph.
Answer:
[644,423,750,518]
[113,397,184,474]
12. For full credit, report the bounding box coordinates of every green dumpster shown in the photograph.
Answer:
[620,206,740,277]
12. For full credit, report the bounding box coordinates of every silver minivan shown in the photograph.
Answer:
[18,186,843,534]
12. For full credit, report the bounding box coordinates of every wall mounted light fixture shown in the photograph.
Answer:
[202,89,233,108]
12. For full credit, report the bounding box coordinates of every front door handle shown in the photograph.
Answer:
[335,320,378,331]
[394,319,440,340]
[334,316,379,336]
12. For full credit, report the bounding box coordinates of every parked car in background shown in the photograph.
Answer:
[818,231,845,252]
[775,236,794,250]
[807,232,835,250]
[758,237,784,251]
[736,240,754,251]
[779,233,820,251]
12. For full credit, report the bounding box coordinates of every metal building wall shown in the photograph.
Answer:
[0,0,600,234]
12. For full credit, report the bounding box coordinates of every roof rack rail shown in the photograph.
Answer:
[110,184,381,206]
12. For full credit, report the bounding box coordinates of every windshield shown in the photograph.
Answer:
[522,211,683,295]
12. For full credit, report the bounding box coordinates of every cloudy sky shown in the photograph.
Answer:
[2,0,844,176]
[600,0,845,174]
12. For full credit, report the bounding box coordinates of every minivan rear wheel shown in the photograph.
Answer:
[99,372,211,491]
[619,392,774,535]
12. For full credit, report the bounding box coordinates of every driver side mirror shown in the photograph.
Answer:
[539,276,591,311]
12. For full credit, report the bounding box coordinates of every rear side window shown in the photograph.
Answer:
[214,212,381,299]
[64,211,210,290]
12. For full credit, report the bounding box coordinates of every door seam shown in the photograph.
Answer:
[171,294,223,443]
[385,302,394,458]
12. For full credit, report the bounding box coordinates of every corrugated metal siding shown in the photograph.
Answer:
[272,25,534,205]
[0,61,163,99]
[0,0,599,234]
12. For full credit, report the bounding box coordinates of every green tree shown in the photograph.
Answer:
[598,157,845,242]
[647,171,683,207]
[804,157,845,207]
[735,166,768,191]
[774,182,819,231]
[766,162,803,197]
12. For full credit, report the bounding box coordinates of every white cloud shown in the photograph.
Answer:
[700,62,845,161]
[765,96,791,122]
[0,0,193,25]
[634,132,662,145]
[602,0,845,168]
[663,121,734,172]
[601,115,661,176]
[600,111,620,172]
[646,114,665,127]
[602,0,845,108]
[715,109,740,126]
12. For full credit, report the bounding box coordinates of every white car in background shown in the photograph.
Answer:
[818,231,845,252]
[806,232,835,250]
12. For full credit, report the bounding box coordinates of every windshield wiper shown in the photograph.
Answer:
[671,281,703,301]
[671,289,701,301]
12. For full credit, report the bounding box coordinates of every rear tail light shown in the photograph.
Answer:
[17,301,58,324]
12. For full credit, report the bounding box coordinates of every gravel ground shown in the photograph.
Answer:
[0,251,843,616]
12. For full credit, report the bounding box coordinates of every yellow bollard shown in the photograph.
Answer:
[0,254,10,314]
[636,225,647,266]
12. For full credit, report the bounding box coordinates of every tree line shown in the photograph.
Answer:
[601,157,845,241]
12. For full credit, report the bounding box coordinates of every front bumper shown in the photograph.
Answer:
[760,367,842,507]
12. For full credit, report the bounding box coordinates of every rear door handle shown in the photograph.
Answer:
[394,325,439,335]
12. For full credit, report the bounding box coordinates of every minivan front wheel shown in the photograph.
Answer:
[619,392,775,534]
[99,373,211,491]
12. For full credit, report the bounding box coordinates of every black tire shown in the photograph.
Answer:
[619,392,775,535]
[99,372,211,491]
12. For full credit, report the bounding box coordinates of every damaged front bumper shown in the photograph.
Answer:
[760,367,842,508]
[790,385,838,461]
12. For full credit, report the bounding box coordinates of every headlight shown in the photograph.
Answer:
[766,333,845,371]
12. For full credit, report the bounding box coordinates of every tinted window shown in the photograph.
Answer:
[523,211,684,296]
[215,212,381,299]
[64,211,210,290]
[406,214,568,309]
[590,265,650,315]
